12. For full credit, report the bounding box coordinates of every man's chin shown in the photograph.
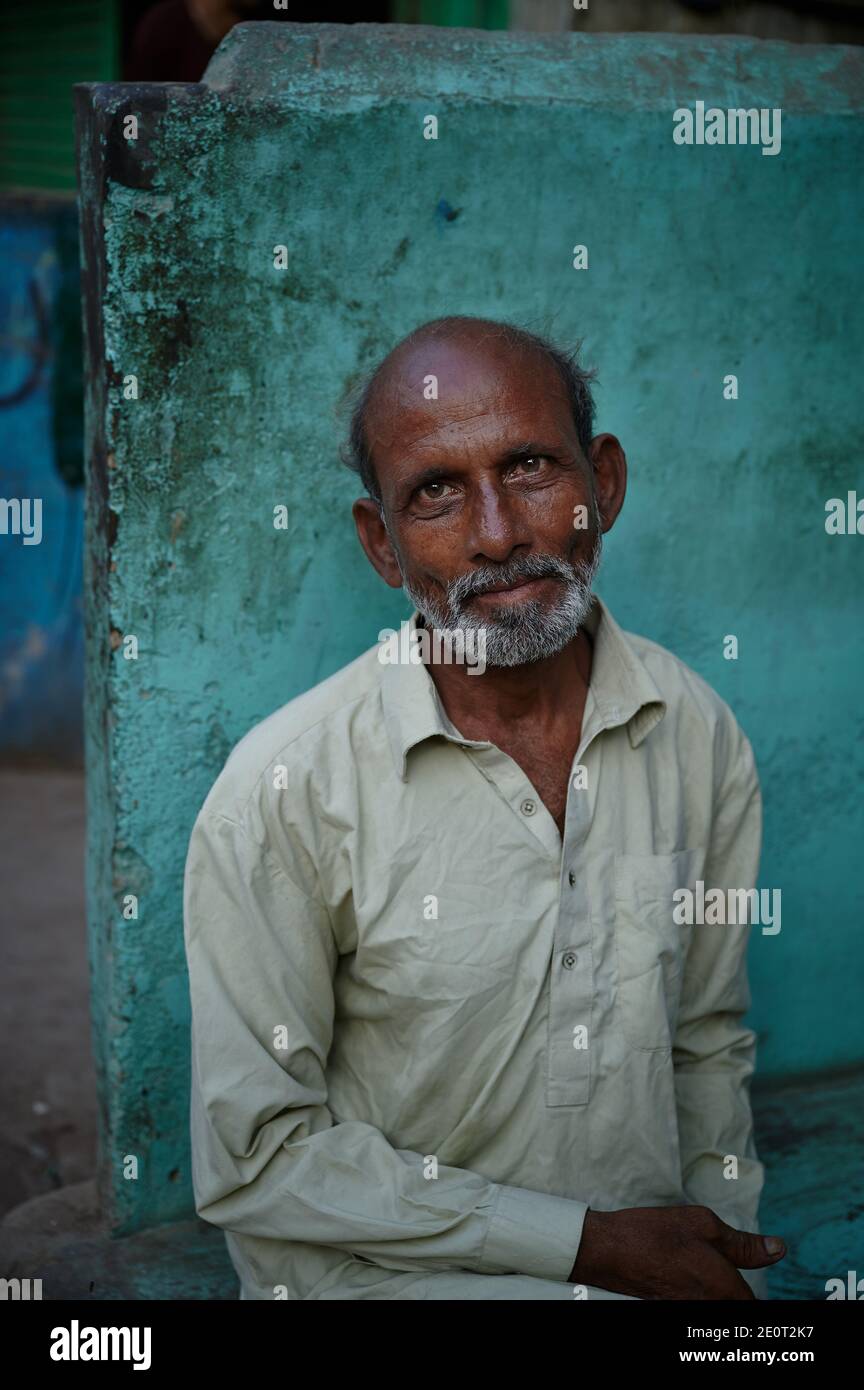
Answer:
[482,630,577,668]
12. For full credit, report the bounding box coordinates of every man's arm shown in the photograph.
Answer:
[672,717,769,1295]
[183,807,588,1283]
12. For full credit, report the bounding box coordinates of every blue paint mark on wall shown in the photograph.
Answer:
[0,195,84,761]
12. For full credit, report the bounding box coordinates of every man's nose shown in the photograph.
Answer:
[465,483,530,563]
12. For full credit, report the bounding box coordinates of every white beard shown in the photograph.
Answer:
[391,514,603,670]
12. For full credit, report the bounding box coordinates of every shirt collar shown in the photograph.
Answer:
[379,593,666,782]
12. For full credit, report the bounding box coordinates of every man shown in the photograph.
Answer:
[125,0,392,83]
[126,0,260,83]
[184,315,786,1300]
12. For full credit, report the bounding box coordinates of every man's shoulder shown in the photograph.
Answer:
[198,639,383,823]
[620,622,752,757]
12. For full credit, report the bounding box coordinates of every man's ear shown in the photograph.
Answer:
[587,434,627,533]
[352,498,404,589]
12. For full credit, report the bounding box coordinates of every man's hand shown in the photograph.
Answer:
[568,1206,786,1300]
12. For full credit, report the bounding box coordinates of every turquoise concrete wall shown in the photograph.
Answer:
[76,23,863,1233]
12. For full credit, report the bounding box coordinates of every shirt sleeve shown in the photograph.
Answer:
[671,719,768,1297]
[183,808,588,1284]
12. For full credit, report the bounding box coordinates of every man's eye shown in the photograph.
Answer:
[418,481,453,500]
[514,456,548,475]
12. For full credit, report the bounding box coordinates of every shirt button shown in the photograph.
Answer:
[520,798,536,816]
[568,870,576,887]
[562,950,577,969]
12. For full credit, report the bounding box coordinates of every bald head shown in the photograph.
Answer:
[344,316,597,507]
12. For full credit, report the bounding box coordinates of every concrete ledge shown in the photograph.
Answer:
[756,1068,864,1300]
[0,1180,237,1300]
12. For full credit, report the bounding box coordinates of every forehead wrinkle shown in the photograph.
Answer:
[368,391,528,448]
[383,406,548,465]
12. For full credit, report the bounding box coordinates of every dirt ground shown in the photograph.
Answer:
[0,768,98,1220]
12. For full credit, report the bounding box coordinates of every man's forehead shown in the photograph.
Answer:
[367,334,572,451]
[382,331,561,395]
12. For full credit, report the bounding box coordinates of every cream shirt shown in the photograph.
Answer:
[183,594,766,1300]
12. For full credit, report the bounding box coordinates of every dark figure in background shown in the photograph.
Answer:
[125,0,391,83]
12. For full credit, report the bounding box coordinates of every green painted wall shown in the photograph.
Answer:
[1,0,119,191]
[393,0,509,27]
[76,23,863,1233]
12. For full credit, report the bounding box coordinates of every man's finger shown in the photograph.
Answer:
[714,1223,786,1269]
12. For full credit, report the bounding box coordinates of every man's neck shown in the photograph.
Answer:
[423,624,594,739]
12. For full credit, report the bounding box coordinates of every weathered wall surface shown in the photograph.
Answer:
[76,22,863,1233]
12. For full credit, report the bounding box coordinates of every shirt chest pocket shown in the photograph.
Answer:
[613,849,704,1051]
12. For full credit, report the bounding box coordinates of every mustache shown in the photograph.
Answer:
[449,552,593,606]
